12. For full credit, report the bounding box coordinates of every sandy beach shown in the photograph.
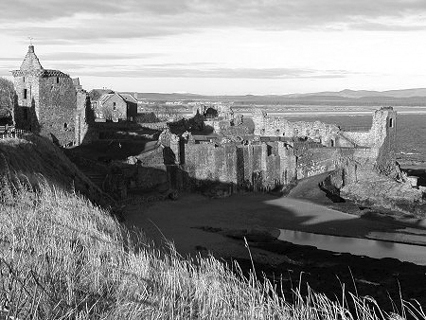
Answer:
[123,173,426,262]
[121,174,426,309]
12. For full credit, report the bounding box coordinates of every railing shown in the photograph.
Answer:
[0,126,27,140]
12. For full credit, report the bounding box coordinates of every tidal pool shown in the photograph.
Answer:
[278,229,426,266]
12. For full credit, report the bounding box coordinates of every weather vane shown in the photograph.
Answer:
[28,36,33,45]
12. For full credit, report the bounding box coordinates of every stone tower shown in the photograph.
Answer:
[11,45,78,145]
[369,106,397,175]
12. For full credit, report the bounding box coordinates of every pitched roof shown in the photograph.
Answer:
[119,93,137,104]
[20,45,43,71]
[89,89,115,101]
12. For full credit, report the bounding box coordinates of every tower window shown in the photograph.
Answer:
[56,77,60,84]
[23,89,28,99]
[389,118,394,128]
[23,76,25,83]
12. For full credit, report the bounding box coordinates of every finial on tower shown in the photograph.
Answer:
[28,37,34,52]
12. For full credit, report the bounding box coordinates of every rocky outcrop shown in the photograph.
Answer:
[326,168,426,217]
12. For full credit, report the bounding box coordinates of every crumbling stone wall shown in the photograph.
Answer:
[370,107,397,175]
[75,90,93,145]
[296,148,340,179]
[337,107,397,177]
[252,109,340,146]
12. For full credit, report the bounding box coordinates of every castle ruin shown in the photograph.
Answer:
[11,45,87,146]
[119,106,397,197]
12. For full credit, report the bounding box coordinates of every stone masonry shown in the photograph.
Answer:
[12,45,84,146]
[155,107,398,194]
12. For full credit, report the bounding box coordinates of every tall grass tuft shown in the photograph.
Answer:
[0,172,425,319]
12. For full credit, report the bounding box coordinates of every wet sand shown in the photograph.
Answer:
[123,182,426,261]
[122,188,426,310]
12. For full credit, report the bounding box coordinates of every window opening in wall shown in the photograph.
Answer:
[389,118,394,128]
[23,76,25,83]
[23,89,27,99]
[64,123,68,129]
[56,77,59,84]
[331,139,335,147]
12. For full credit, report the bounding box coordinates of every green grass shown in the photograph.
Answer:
[1,136,425,319]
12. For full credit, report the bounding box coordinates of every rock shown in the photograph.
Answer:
[168,190,179,200]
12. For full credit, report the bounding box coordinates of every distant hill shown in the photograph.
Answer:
[120,88,426,106]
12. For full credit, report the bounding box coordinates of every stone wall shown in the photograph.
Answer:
[370,107,397,176]
[138,122,169,130]
[75,90,92,145]
[181,140,298,192]
[38,75,77,145]
[217,120,250,136]
[12,46,79,146]
[13,73,41,132]
[183,143,238,185]
[252,109,340,146]
[296,148,340,179]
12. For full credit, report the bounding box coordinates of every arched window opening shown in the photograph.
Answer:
[389,118,394,128]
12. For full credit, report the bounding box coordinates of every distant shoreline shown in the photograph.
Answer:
[273,110,426,116]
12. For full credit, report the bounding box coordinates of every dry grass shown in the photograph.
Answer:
[0,137,425,319]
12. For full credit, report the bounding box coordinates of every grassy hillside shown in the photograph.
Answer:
[0,135,424,319]
[0,133,110,207]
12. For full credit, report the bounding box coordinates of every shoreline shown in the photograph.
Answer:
[122,190,426,311]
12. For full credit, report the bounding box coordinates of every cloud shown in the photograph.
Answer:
[73,66,352,79]
[42,52,160,61]
[0,52,159,63]
[2,0,426,26]
[1,0,426,43]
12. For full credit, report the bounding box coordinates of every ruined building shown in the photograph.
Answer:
[150,107,397,194]
[11,45,86,145]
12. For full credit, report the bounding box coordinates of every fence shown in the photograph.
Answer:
[0,126,27,140]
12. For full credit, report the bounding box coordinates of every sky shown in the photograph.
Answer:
[0,0,426,95]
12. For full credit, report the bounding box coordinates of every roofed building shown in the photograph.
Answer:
[89,90,137,122]
[11,45,79,145]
